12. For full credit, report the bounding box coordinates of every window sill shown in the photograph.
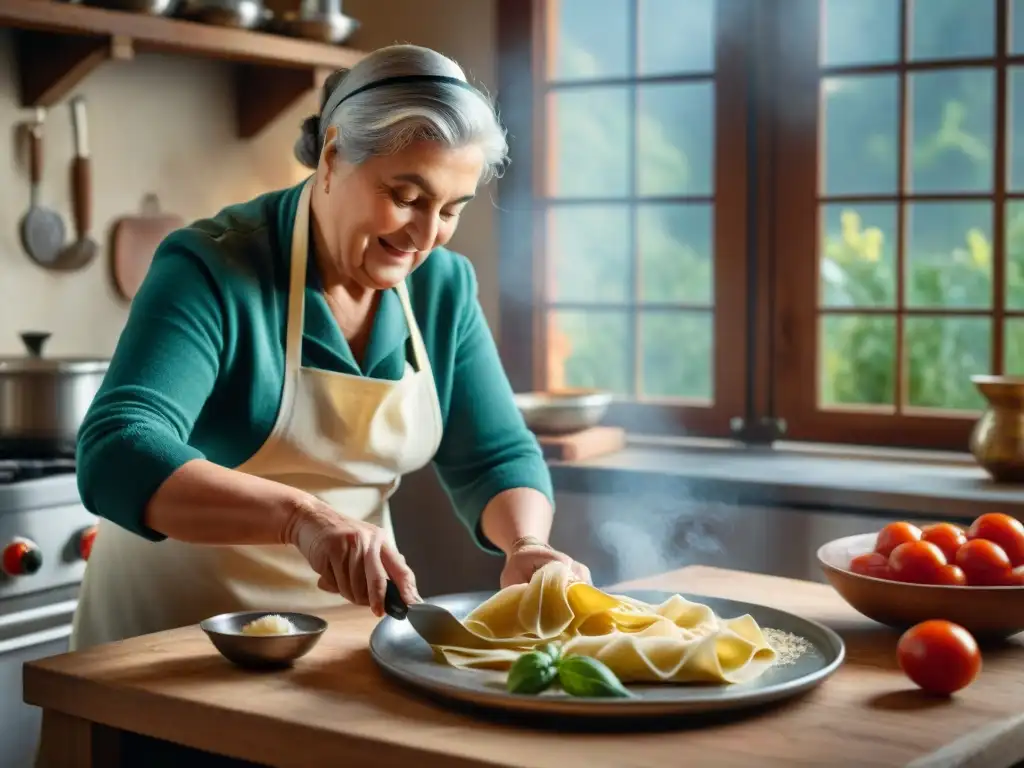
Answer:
[546,435,1024,522]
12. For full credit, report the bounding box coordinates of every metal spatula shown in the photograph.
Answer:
[54,96,98,272]
[384,580,491,648]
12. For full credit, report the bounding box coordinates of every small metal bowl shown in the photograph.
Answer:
[177,0,270,29]
[86,0,180,14]
[512,389,613,435]
[274,11,360,44]
[200,611,327,669]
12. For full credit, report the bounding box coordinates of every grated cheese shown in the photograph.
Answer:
[241,614,297,636]
[763,627,813,666]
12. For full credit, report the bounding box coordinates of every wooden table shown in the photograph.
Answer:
[25,566,1024,767]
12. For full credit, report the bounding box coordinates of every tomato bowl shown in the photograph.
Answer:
[817,532,1024,640]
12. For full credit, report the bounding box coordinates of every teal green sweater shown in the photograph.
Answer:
[76,181,552,549]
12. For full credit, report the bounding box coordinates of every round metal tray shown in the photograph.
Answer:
[369,589,845,720]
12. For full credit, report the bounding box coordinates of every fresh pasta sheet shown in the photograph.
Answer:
[431,562,778,684]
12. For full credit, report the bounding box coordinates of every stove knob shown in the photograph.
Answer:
[77,525,99,561]
[2,539,43,577]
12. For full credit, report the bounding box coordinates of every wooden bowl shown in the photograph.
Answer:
[817,533,1024,639]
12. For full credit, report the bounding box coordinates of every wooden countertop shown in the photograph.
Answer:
[24,566,1024,767]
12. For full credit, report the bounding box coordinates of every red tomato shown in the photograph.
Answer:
[1005,565,1024,586]
[875,522,923,558]
[897,620,981,695]
[888,541,947,584]
[932,564,968,586]
[967,513,1024,567]
[850,552,891,579]
[921,523,968,562]
[955,539,1012,586]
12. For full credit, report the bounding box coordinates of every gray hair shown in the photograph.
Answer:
[294,44,508,184]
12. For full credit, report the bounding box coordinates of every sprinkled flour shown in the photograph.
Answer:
[763,628,813,666]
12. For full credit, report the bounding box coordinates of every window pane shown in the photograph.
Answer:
[640,311,713,399]
[1007,201,1024,309]
[905,316,990,410]
[1007,320,1024,375]
[546,310,631,394]
[548,87,630,197]
[547,207,631,303]
[909,0,994,61]
[638,204,713,304]
[1013,0,1024,55]
[905,202,992,309]
[821,0,900,67]
[909,69,995,193]
[639,0,715,76]
[821,76,899,195]
[637,82,714,196]
[550,0,630,81]
[820,204,897,308]
[1007,68,1024,192]
[819,314,896,407]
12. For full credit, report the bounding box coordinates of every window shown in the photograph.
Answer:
[497,0,1022,450]
[775,0,1024,448]
[497,0,750,437]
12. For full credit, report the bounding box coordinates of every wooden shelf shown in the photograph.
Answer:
[0,0,367,138]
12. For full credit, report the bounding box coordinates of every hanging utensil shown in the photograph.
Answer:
[19,108,67,268]
[54,96,99,272]
[110,193,184,301]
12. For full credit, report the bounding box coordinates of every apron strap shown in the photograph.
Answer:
[285,178,314,374]
[395,280,432,374]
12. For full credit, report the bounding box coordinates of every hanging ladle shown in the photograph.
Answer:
[19,108,67,268]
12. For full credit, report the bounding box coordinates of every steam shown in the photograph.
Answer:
[591,493,733,583]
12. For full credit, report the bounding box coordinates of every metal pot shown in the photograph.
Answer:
[0,332,109,459]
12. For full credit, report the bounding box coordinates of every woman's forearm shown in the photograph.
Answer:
[144,459,309,545]
[479,488,554,555]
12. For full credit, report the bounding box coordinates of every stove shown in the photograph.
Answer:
[0,460,96,768]
[0,459,78,485]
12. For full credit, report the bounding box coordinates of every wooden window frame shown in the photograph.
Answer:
[497,0,753,439]
[497,0,1016,452]
[773,0,1017,450]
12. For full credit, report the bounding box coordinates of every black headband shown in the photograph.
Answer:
[318,75,482,140]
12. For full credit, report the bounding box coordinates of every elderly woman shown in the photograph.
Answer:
[70,44,591,650]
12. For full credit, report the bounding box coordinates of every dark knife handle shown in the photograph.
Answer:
[384,579,409,620]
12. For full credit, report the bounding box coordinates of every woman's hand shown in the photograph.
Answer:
[285,496,421,617]
[499,535,592,589]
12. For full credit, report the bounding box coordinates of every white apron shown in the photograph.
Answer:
[70,179,444,650]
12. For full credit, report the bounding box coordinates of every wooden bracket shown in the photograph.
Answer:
[15,31,134,107]
[1,0,361,138]
[235,64,321,140]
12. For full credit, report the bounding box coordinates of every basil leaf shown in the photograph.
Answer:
[538,642,562,663]
[558,655,634,698]
[506,651,558,695]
